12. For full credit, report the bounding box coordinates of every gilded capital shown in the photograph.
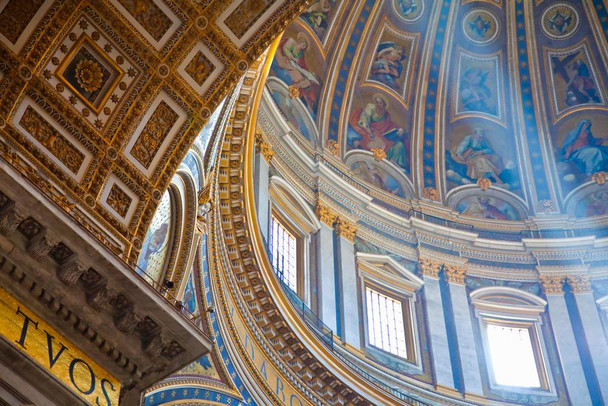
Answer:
[418,258,441,279]
[326,139,339,155]
[334,217,357,241]
[315,202,336,227]
[567,274,592,294]
[444,264,466,285]
[538,275,565,295]
[255,131,274,162]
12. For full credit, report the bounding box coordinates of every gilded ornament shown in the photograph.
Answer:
[55,83,65,92]
[418,258,441,278]
[116,55,124,65]
[315,203,336,226]
[82,108,90,117]
[255,131,274,162]
[119,82,127,90]
[592,171,607,185]
[334,217,357,241]
[567,274,591,293]
[444,264,466,285]
[69,32,77,41]
[538,274,564,294]
[288,85,300,98]
[371,148,387,161]
[75,59,104,92]
[422,187,439,201]
[326,139,339,155]
[477,177,491,191]
[92,31,100,40]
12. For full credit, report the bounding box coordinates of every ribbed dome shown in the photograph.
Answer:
[263,0,608,229]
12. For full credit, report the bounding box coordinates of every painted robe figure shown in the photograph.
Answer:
[369,42,406,91]
[272,32,320,112]
[347,94,409,172]
[460,67,495,114]
[453,127,503,183]
[560,119,608,175]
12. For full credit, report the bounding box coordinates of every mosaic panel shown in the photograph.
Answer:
[137,190,172,282]
[130,101,179,169]
[453,50,504,123]
[392,0,425,22]
[545,42,605,119]
[574,189,608,218]
[0,0,44,44]
[364,23,417,102]
[299,0,339,43]
[457,195,522,220]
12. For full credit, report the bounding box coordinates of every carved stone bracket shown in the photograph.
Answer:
[143,333,166,359]
[538,274,565,295]
[0,201,23,235]
[334,217,357,242]
[26,230,55,260]
[56,257,85,286]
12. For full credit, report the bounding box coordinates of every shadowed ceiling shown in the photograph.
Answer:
[0,0,308,266]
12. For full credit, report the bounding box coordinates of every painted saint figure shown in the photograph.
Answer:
[272,32,320,112]
[300,0,332,38]
[347,94,409,172]
[369,42,407,91]
[560,119,608,175]
[460,66,495,114]
[552,52,600,107]
[462,196,510,220]
[453,127,503,183]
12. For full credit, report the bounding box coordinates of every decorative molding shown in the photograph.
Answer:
[315,202,337,226]
[255,130,274,163]
[418,257,442,279]
[334,216,357,241]
[567,274,592,294]
[538,274,565,295]
[444,264,467,285]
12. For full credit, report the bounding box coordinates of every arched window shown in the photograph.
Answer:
[357,253,423,371]
[470,287,557,399]
[267,177,321,304]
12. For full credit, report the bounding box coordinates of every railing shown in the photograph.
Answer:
[264,240,431,406]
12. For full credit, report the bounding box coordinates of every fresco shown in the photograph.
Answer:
[346,91,410,174]
[462,9,499,45]
[455,51,502,120]
[366,24,417,99]
[392,0,424,22]
[554,114,608,194]
[269,84,313,142]
[351,160,407,198]
[546,43,604,117]
[575,190,608,217]
[299,0,338,42]
[182,269,199,315]
[137,190,172,283]
[270,28,323,117]
[457,195,521,221]
[446,123,521,194]
[541,3,579,40]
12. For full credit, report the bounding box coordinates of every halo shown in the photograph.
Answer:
[372,93,390,109]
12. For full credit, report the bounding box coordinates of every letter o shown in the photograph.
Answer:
[69,358,96,395]
[290,394,304,406]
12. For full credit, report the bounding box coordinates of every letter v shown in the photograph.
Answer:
[45,330,68,369]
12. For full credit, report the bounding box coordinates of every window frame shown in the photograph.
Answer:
[269,210,304,294]
[357,253,423,372]
[471,287,557,400]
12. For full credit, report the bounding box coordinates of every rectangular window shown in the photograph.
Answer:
[365,286,408,359]
[486,323,541,388]
[270,215,298,292]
